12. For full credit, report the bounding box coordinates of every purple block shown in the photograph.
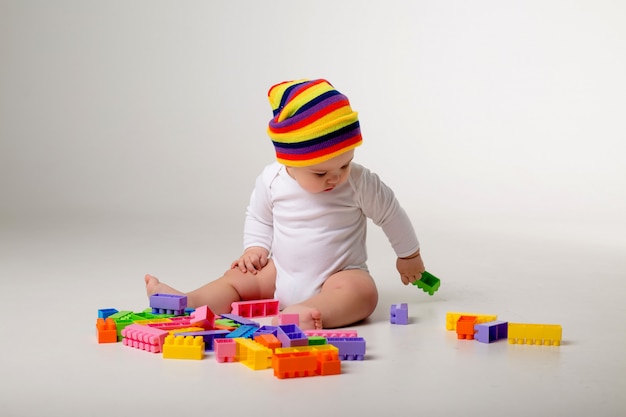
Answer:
[475,320,508,343]
[219,313,259,327]
[255,325,289,347]
[327,337,366,360]
[390,303,409,325]
[279,324,308,347]
[150,294,187,312]
[254,324,308,347]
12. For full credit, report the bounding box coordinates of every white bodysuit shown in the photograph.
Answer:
[243,162,420,307]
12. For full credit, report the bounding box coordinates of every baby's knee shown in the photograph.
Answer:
[362,284,379,313]
[340,273,379,310]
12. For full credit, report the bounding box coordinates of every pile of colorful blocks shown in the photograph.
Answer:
[96,294,366,379]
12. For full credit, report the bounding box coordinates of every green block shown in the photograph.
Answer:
[109,310,145,340]
[412,271,441,296]
[214,318,239,328]
[308,336,327,345]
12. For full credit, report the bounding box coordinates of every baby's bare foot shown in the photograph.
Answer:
[273,305,323,330]
[144,274,185,297]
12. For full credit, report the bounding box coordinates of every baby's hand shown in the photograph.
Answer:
[396,250,425,285]
[231,246,270,275]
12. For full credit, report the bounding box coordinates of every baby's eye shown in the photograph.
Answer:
[315,173,326,177]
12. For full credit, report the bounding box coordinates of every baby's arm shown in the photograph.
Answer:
[355,165,423,285]
[396,250,426,285]
[231,246,270,275]
[235,165,278,275]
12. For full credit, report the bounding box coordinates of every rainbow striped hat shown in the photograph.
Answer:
[267,79,362,167]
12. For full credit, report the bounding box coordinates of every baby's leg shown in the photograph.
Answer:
[144,260,277,314]
[276,269,378,330]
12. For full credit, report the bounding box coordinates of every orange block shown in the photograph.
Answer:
[96,318,118,343]
[317,351,341,376]
[272,351,318,379]
[254,333,282,351]
[456,316,477,340]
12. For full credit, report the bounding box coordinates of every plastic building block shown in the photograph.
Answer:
[277,313,300,326]
[213,319,238,331]
[170,327,206,336]
[303,329,358,338]
[456,316,477,340]
[132,318,172,329]
[189,305,215,330]
[145,316,193,331]
[272,345,341,379]
[411,270,441,295]
[109,311,146,341]
[162,335,204,359]
[96,318,118,343]
[272,351,318,379]
[219,313,259,327]
[150,294,188,315]
[214,338,237,362]
[390,303,409,325]
[316,352,341,376]
[235,338,273,370]
[446,312,497,331]
[508,323,562,346]
[121,323,169,353]
[226,324,259,339]
[254,333,282,351]
[231,299,280,318]
[308,336,327,346]
[174,330,229,350]
[98,308,118,319]
[475,320,508,343]
[279,324,308,347]
[136,309,170,320]
[254,325,280,336]
[255,325,307,348]
[326,337,366,360]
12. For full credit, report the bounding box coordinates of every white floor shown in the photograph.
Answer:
[1,213,624,417]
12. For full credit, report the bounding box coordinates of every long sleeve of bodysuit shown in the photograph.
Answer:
[353,165,420,258]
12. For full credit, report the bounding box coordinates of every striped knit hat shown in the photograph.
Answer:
[267,79,362,167]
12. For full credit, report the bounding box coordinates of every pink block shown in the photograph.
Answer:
[145,316,192,331]
[231,299,280,318]
[303,329,358,338]
[121,324,168,353]
[190,305,215,330]
[277,314,300,326]
[214,338,237,363]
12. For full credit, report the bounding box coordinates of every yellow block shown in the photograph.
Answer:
[445,312,498,331]
[508,323,562,346]
[235,338,273,370]
[275,344,339,355]
[133,318,172,325]
[170,327,205,335]
[162,335,204,360]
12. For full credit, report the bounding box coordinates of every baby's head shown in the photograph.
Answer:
[267,79,361,193]
[267,79,361,167]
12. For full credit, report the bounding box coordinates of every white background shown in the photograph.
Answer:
[2,1,625,242]
[1,1,625,416]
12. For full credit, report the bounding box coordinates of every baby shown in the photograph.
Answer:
[145,78,425,330]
